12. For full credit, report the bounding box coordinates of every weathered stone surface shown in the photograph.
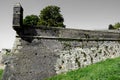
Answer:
[2,27,120,80]
[2,4,120,80]
[0,49,11,69]
[55,41,120,74]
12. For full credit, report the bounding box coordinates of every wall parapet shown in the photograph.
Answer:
[16,35,120,41]
[15,26,120,42]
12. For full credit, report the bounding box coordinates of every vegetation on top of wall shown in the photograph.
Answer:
[23,15,39,26]
[46,57,120,80]
[38,5,65,28]
[23,5,65,28]
[108,22,120,30]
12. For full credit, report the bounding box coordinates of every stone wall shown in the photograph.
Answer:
[2,4,120,80]
[0,49,11,69]
[2,26,120,80]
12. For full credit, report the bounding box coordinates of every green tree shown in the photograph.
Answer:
[23,15,39,26]
[37,5,65,28]
[114,22,120,29]
[108,24,115,30]
[108,22,120,30]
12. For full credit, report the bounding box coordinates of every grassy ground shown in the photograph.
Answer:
[0,69,3,80]
[47,57,120,80]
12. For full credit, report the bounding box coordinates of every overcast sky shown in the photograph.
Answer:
[0,0,120,50]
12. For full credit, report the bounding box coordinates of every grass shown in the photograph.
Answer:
[0,69,3,80]
[46,57,120,80]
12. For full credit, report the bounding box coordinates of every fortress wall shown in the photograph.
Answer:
[2,4,120,80]
[22,26,120,39]
[2,26,120,80]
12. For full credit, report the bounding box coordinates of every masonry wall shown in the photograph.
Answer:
[2,26,120,80]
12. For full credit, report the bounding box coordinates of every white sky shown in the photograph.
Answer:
[0,0,120,50]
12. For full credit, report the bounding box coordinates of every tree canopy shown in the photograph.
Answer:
[38,5,65,27]
[23,5,65,28]
[23,15,39,26]
[108,22,120,30]
[114,23,120,29]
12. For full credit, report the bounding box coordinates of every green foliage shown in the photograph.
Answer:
[23,5,65,28]
[108,24,114,30]
[38,5,65,28]
[0,69,3,80]
[108,22,120,30]
[114,22,120,29]
[46,57,120,80]
[23,15,39,26]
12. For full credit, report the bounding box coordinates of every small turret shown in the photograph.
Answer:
[13,3,23,30]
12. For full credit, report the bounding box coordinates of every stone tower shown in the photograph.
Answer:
[13,3,23,30]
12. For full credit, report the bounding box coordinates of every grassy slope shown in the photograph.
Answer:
[0,69,3,80]
[47,57,120,80]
